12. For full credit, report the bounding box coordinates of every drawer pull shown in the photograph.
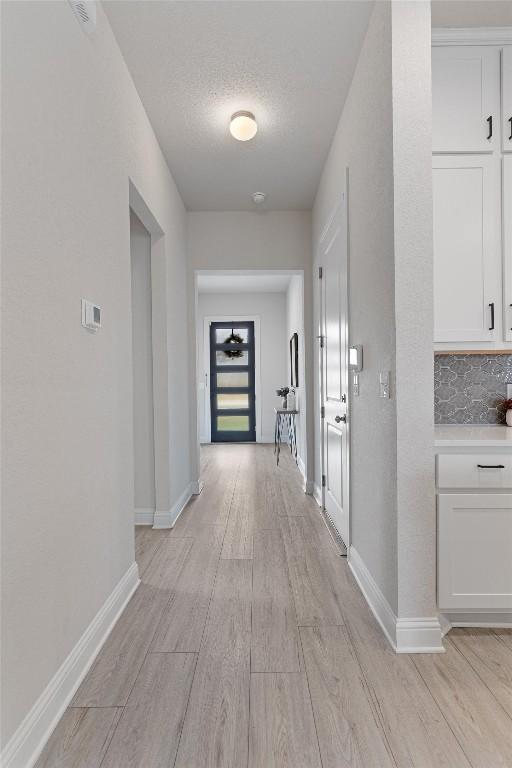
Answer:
[477,464,505,469]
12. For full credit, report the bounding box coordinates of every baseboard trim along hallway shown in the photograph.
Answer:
[1,562,140,768]
[349,546,445,654]
[152,482,195,529]
[134,507,155,526]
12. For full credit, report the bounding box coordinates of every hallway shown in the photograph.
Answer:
[36,445,512,768]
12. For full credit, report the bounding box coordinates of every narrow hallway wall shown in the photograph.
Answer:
[1,0,192,750]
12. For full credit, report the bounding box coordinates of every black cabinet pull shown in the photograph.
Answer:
[477,464,505,469]
[489,302,495,331]
[487,115,493,140]
[509,117,512,141]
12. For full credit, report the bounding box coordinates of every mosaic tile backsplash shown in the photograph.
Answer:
[434,354,512,424]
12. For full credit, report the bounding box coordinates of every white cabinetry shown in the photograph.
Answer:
[502,46,512,153]
[433,39,512,349]
[433,155,500,342]
[504,158,512,341]
[438,493,512,611]
[432,46,500,153]
[436,441,512,619]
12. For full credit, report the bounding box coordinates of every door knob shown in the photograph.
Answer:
[335,415,346,423]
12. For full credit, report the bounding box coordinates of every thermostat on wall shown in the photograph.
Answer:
[81,299,101,331]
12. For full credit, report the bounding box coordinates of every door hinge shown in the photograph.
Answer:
[322,474,326,488]
[321,406,325,418]
[317,335,325,348]
[318,266,323,279]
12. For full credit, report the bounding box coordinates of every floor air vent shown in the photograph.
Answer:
[68,0,96,34]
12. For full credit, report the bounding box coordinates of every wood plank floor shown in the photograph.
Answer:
[36,444,512,768]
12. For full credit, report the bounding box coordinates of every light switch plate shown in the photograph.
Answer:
[379,371,390,398]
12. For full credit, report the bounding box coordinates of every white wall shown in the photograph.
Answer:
[286,276,307,472]
[130,211,155,512]
[1,0,192,747]
[187,211,313,485]
[197,292,287,443]
[313,0,398,611]
[312,1,436,623]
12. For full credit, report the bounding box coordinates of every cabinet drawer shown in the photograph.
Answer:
[437,454,512,489]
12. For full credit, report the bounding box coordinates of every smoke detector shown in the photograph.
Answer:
[252,192,266,205]
[68,0,96,34]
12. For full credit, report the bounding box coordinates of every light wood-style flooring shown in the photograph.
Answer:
[37,444,512,767]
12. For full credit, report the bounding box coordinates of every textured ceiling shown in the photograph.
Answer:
[431,1,512,27]
[197,273,292,294]
[103,1,373,211]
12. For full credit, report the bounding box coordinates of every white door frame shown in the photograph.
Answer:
[129,179,172,528]
[317,178,350,547]
[201,314,262,443]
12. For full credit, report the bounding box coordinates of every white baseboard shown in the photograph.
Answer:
[296,457,313,495]
[348,547,444,654]
[134,507,154,526]
[191,479,204,495]
[313,482,322,508]
[441,611,512,629]
[259,432,275,444]
[153,482,193,529]
[1,562,140,768]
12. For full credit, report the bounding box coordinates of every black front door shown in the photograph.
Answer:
[210,321,256,442]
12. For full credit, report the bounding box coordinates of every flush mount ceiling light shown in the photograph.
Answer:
[252,192,266,204]
[230,111,258,142]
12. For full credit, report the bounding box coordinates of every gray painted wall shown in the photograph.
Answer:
[313,1,398,612]
[312,0,435,621]
[2,1,191,745]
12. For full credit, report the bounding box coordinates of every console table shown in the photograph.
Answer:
[274,408,298,465]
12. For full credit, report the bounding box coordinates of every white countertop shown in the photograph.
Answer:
[435,425,512,448]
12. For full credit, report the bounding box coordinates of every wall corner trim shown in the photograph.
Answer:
[348,547,445,654]
[1,562,140,768]
[153,482,194,529]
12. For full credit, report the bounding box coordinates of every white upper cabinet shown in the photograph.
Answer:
[502,47,512,153]
[432,46,500,153]
[433,155,501,343]
[504,158,512,341]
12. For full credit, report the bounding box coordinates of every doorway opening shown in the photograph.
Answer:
[194,270,310,490]
[130,209,156,523]
[210,320,256,442]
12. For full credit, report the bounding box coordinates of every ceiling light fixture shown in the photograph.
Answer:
[252,192,266,204]
[230,111,258,142]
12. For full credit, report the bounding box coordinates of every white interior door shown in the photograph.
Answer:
[320,192,349,546]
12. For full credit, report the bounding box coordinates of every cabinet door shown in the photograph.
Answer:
[502,46,512,153]
[438,493,512,611]
[504,158,512,341]
[432,46,499,153]
[433,155,501,343]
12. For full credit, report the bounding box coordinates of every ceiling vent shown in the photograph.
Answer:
[68,0,96,34]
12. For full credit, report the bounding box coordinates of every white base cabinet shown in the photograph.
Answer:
[438,493,512,612]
